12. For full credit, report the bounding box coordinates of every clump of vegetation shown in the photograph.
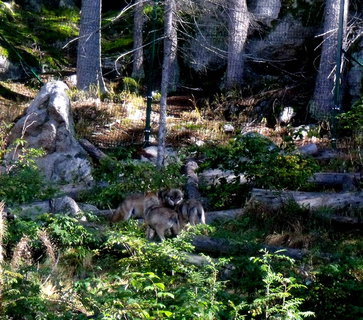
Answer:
[230,249,315,320]
[0,127,56,205]
[197,133,319,190]
[81,156,186,209]
[337,97,363,142]
[0,208,317,319]
[188,133,319,209]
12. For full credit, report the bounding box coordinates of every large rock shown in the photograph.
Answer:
[14,196,82,217]
[0,55,25,81]
[246,15,316,65]
[5,81,93,185]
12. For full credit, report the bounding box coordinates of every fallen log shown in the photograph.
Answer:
[250,188,363,211]
[191,236,307,260]
[249,188,363,227]
[206,208,242,224]
[309,172,361,191]
[79,138,108,162]
[98,207,242,224]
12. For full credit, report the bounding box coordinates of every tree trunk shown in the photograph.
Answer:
[157,0,177,168]
[131,0,145,80]
[77,0,107,94]
[311,0,348,120]
[226,0,250,89]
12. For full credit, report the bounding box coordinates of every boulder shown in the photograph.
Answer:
[297,143,319,156]
[246,15,316,65]
[140,145,178,165]
[5,81,93,185]
[0,55,25,81]
[11,196,82,218]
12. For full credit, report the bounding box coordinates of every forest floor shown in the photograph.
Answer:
[1,79,361,174]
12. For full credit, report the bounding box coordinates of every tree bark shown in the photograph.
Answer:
[77,0,107,94]
[311,0,348,120]
[226,0,250,89]
[157,0,177,168]
[131,0,145,80]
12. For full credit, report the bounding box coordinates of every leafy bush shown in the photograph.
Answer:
[72,223,226,319]
[43,214,98,248]
[2,268,50,320]
[85,158,186,208]
[200,176,250,210]
[0,137,56,205]
[337,97,363,133]
[197,133,319,191]
[6,218,40,251]
[230,249,315,320]
[302,237,363,320]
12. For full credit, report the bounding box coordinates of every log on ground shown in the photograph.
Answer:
[191,236,307,260]
[309,172,361,191]
[79,138,108,162]
[250,188,363,211]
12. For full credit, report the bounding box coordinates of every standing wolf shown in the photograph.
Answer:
[110,192,160,223]
[178,199,206,228]
[144,205,180,241]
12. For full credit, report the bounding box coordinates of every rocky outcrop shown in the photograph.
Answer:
[246,15,316,64]
[5,81,93,185]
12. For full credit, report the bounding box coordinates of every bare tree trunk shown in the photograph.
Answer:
[132,0,145,80]
[226,0,250,89]
[311,0,348,120]
[77,0,107,94]
[157,0,177,168]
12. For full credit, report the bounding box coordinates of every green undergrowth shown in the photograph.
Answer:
[0,3,79,71]
[1,211,319,319]
[80,155,187,209]
[3,207,361,320]
[182,133,320,211]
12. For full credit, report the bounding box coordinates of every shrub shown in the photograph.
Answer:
[337,97,363,134]
[197,134,319,191]
[0,138,56,205]
[85,158,186,208]
[229,249,315,320]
